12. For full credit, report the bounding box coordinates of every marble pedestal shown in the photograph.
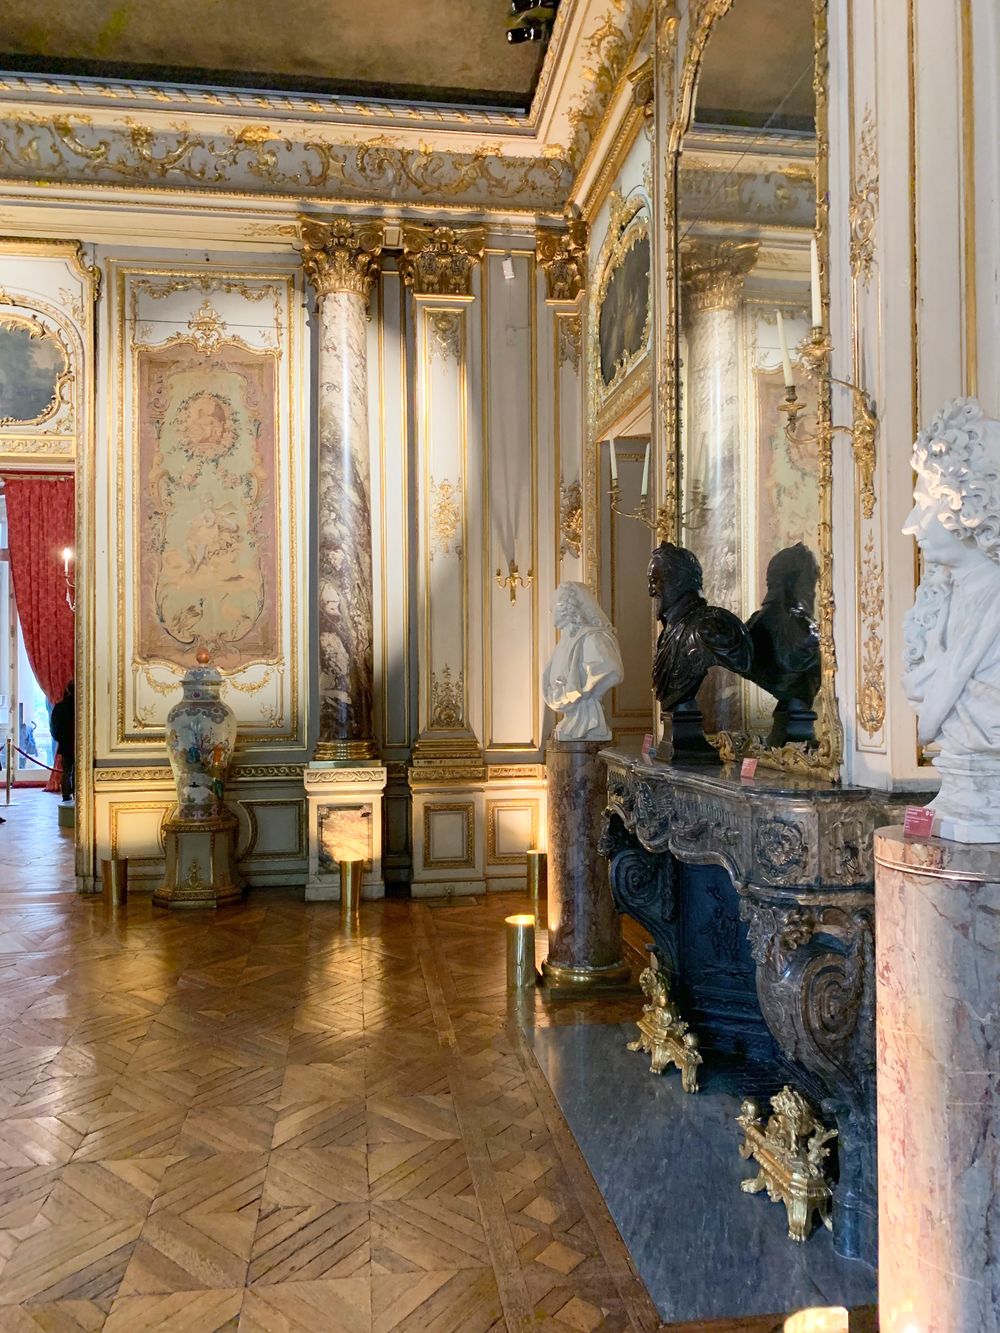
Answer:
[542,740,629,989]
[154,810,242,909]
[305,765,387,900]
[874,828,1000,1332]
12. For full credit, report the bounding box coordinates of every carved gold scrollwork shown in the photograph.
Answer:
[298,216,383,299]
[399,224,486,296]
[849,106,879,285]
[559,479,583,559]
[857,531,886,735]
[679,238,759,315]
[536,221,588,302]
[429,477,462,558]
[426,311,462,364]
[430,666,464,729]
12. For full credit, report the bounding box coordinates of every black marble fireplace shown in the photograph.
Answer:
[600,748,909,1267]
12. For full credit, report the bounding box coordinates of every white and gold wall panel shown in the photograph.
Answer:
[94,766,308,890]
[483,250,539,754]
[97,256,307,758]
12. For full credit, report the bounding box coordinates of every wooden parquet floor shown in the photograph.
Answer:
[0,795,806,1333]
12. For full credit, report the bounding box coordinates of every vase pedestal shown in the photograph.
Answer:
[154,810,242,909]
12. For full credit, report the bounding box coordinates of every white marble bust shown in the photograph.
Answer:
[903,397,1000,841]
[543,582,624,742]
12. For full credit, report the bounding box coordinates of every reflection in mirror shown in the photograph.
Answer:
[0,313,69,426]
[676,0,821,748]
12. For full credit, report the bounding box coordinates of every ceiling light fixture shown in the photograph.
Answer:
[506,0,559,45]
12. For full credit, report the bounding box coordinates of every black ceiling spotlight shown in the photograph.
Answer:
[507,0,559,45]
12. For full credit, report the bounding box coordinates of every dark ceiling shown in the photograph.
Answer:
[694,0,816,132]
[0,0,547,109]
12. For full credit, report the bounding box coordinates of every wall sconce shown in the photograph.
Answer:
[607,439,671,536]
[62,547,76,613]
[775,294,878,520]
[496,556,533,605]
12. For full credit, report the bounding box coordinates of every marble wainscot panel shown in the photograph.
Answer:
[601,747,914,1265]
[875,827,1000,1332]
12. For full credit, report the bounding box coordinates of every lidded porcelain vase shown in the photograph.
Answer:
[165,650,237,819]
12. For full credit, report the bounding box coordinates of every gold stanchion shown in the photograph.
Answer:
[4,737,11,806]
[339,859,363,925]
[505,914,536,990]
[101,858,128,907]
[525,849,547,921]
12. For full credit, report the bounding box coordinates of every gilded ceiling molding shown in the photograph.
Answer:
[399,224,486,296]
[536,220,588,301]
[679,238,759,315]
[849,105,879,286]
[0,114,573,212]
[628,56,654,121]
[298,217,383,298]
[565,0,654,170]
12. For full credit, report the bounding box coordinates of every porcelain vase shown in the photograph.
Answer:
[165,652,237,819]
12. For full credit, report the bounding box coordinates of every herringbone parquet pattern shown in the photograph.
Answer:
[0,794,801,1332]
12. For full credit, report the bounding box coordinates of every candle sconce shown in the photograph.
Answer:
[779,326,878,520]
[496,557,533,605]
[62,547,76,614]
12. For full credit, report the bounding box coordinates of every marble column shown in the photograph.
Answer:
[874,827,1000,1331]
[680,239,758,733]
[301,217,383,759]
[300,218,387,898]
[542,740,630,989]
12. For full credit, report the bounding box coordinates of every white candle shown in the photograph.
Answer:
[776,311,795,388]
[640,442,650,498]
[810,237,822,329]
[609,437,618,483]
[62,547,72,577]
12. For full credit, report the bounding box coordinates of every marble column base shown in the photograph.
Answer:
[874,827,1000,1332]
[542,740,629,990]
[154,810,242,909]
[305,764,387,900]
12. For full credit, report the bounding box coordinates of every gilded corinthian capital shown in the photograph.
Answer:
[299,217,384,298]
[680,239,759,316]
[399,224,486,296]
[536,220,588,302]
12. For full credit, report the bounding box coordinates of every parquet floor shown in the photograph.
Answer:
[0,795,803,1333]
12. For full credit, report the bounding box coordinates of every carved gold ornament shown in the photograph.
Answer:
[566,0,654,170]
[184,299,229,352]
[557,314,582,371]
[430,666,464,729]
[680,238,759,316]
[429,477,462,557]
[399,224,486,296]
[857,531,886,736]
[737,1086,837,1243]
[559,479,583,559]
[298,217,384,299]
[849,105,879,285]
[536,221,588,302]
[426,311,463,364]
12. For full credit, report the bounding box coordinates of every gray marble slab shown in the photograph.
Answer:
[525,1021,877,1323]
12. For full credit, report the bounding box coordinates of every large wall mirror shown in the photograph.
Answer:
[667,0,841,777]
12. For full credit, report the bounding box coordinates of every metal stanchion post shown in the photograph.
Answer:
[4,738,10,807]
[505,914,536,990]
[339,859,363,926]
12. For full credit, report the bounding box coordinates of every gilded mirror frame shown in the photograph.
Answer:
[0,308,73,429]
[659,0,843,780]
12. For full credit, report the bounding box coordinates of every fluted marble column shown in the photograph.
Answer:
[875,828,1000,1331]
[300,218,387,899]
[300,218,383,760]
[680,239,758,733]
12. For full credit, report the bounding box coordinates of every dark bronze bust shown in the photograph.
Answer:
[647,542,752,763]
[745,543,821,747]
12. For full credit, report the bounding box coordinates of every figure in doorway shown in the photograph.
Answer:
[50,682,75,803]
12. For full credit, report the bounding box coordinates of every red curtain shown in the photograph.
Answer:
[4,475,75,705]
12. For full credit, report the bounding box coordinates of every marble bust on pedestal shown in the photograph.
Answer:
[903,397,1000,841]
[542,581,623,742]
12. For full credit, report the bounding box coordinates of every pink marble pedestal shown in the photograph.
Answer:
[874,827,1000,1332]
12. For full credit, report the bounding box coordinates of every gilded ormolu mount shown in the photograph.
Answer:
[626,953,702,1091]
[736,1085,837,1243]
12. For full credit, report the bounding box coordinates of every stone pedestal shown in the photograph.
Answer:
[154,810,242,909]
[542,739,629,989]
[874,827,1000,1332]
[305,765,387,900]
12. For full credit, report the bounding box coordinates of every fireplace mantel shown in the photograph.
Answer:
[600,747,910,1266]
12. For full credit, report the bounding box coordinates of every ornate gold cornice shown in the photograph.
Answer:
[298,217,384,298]
[628,56,654,120]
[536,220,588,301]
[680,238,759,315]
[398,224,486,296]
